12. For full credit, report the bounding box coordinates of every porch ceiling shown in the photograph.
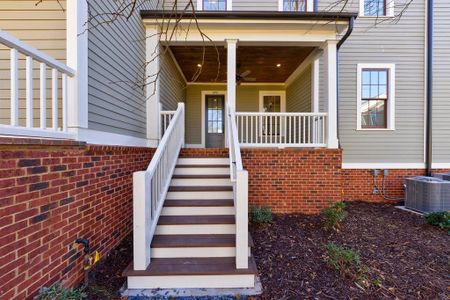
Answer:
[169,46,315,83]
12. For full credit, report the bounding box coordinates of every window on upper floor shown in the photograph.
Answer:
[202,0,227,10]
[282,0,307,11]
[360,0,394,17]
[357,64,396,130]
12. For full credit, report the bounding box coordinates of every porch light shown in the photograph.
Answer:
[276,64,281,68]
[197,64,202,68]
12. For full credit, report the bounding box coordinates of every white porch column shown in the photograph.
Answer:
[311,58,320,113]
[322,40,339,149]
[226,39,238,110]
[146,25,161,147]
[66,0,88,130]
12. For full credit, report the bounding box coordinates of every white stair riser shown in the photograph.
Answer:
[128,274,255,289]
[177,158,229,165]
[171,178,232,186]
[155,224,235,235]
[151,247,250,258]
[166,191,234,200]
[161,206,235,216]
[174,168,230,176]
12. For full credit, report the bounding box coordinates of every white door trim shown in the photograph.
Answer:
[201,90,227,148]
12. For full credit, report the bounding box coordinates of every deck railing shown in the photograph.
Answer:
[226,105,249,269]
[160,110,176,138]
[235,112,327,148]
[0,31,76,139]
[133,103,185,270]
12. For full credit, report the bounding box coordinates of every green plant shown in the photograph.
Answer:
[250,205,273,224]
[37,283,87,300]
[423,211,450,232]
[322,201,348,230]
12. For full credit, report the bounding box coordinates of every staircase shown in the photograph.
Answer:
[124,157,257,290]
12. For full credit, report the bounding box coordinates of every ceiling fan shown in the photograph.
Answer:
[236,64,256,84]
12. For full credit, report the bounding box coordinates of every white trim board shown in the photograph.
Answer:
[201,90,227,148]
[356,63,396,131]
[73,128,149,147]
[342,163,426,169]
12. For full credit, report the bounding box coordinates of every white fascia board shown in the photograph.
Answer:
[342,162,426,169]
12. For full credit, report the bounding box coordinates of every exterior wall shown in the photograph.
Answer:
[0,0,66,127]
[331,0,427,164]
[160,49,186,110]
[184,84,284,145]
[286,65,312,112]
[0,137,154,299]
[87,0,155,138]
[433,0,450,164]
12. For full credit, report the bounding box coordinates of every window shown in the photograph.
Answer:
[259,91,286,136]
[357,64,395,130]
[282,0,307,11]
[360,0,393,17]
[201,0,227,10]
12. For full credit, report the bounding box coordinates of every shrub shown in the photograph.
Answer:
[423,211,450,232]
[250,205,273,224]
[37,284,87,300]
[322,201,348,230]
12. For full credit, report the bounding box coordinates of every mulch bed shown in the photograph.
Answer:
[250,202,450,299]
[84,202,449,299]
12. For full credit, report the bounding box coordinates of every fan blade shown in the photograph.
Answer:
[243,77,256,82]
[240,70,251,77]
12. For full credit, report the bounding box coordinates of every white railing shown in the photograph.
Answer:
[0,31,75,139]
[133,103,185,270]
[160,110,176,138]
[235,112,328,148]
[226,105,249,269]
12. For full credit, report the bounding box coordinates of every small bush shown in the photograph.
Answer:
[250,205,273,224]
[423,211,450,232]
[37,283,87,300]
[322,201,348,230]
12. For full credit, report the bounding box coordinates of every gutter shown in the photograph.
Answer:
[336,16,355,145]
[426,0,433,176]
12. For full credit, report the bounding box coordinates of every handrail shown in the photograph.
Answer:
[133,103,185,270]
[0,30,75,76]
[235,112,327,117]
[226,104,248,269]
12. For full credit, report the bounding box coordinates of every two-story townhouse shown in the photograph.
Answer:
[0,0,449,297]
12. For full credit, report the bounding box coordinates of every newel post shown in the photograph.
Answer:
[235,170,249,269]
[133,171,151,270]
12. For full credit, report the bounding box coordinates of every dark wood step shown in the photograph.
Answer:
[123,257,257,277]
[158,215,235,225]
[164,199,234,207]
[172,174,230,179]
[175,164,229,168]
[151,234,254,248]
[169,186,233,192]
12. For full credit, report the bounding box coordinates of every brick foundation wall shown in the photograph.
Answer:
[0,138,154,300]
[342,168,450,202]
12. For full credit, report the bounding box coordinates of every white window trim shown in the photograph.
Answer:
[259,91,286,113]
[278,0,314,12]
[197,0,232,11]
[359,0,395,17]
[356,63,396,131]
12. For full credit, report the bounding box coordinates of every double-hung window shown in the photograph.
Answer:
[200,0,227,10]
[360,0,394,17]
[357,64,395,130]
[282,0,307,11]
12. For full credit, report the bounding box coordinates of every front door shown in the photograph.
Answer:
[205,94,225,148]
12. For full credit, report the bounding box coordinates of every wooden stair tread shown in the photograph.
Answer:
[172,174,230,179]
[158,215,235,225]
[151,234,254,248]
[164,199,234,207]
[169,186,233,192]
[176,164,229,168]
[123,257,257,277]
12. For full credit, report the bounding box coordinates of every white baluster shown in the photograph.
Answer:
[10,49,19,126]
[52,68,58,130]
[62,73,68,132]
[26,56,33,128]
[40,63,47,129]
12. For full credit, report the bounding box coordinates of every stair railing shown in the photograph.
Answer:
[226,105,249,269]
[133,103,185,270]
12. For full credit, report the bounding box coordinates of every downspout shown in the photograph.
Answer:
[336,17,355,145]
[425,0,433,176]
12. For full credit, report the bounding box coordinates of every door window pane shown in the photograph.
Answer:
[207,96,224,133]
[203,0,226,10]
